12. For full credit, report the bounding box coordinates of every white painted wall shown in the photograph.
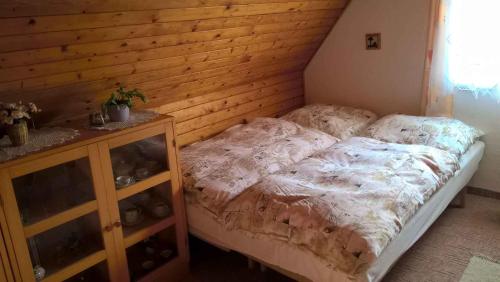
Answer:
[305,0,431,116]
[455,93,500,193]
[305,0,500,193]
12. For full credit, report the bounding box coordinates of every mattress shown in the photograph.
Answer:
[186,141,485,282]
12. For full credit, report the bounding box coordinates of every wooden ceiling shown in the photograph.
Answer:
[0,0,349,145]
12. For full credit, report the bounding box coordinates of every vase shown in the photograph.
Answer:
[107,104,130,122]
[7,119,28,146]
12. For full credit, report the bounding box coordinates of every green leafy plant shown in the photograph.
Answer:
[105,86,147,108]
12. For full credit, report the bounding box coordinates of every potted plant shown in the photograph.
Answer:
[104,86,147,122]
[0,101,41,146]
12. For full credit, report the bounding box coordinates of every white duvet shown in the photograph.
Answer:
[181,119,460,278]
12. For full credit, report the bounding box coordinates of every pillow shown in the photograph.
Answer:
[364,114,484,156]
[281,104,378,139]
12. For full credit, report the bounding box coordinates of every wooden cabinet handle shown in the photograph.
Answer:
[104,224,113,232]
[113,220,122,228]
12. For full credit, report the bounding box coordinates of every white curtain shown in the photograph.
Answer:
[422,0,454,116]
[422,0,500,116]
[448,0,500,99]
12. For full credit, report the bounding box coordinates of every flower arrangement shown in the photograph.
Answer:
[0,101,41,146]
[0,101,41,125]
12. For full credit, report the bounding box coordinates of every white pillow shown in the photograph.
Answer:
[281,104,378,139]
[365,114,484,156]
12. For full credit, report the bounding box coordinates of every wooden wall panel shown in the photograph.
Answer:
[0,0,349,145]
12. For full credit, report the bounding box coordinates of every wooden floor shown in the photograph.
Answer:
[182,194,500,282]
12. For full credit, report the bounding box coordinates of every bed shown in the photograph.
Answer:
[185,141,484,282]
[179,109,484,282]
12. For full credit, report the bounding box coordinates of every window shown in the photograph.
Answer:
[448,0,500,95]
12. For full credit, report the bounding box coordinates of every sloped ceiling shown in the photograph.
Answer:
[0,0,349,145]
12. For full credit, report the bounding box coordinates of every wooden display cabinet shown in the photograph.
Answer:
[0,114,188,281]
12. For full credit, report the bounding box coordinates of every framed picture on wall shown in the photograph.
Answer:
[366,33,381,50]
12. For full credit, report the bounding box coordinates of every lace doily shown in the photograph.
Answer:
[0,128,79,162]
[90,111,159,131]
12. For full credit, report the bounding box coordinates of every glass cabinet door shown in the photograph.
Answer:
[110,133,169,190]
[26,212,105,280]
[12,157,95,227]
[0,146,114,282]
[100,123,185,281]
[125,225,178,281]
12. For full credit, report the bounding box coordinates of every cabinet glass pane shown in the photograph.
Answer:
[64,261,109,282]
[27,212,104,279]
[110,135,168,190]
[12,158,96,226]
[119,182,173,237]
[126,226,177,281]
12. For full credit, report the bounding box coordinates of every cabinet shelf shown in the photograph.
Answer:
[23,201,98,238]
[43,250,107,282]
[136,257,186,282]
[116,171,171,201]
[124,216,176,248]
[126,225,179,281]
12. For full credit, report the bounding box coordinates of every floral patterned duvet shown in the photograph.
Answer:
[181,118,461,278]
[181,118,339,213]
[221,137,459,276]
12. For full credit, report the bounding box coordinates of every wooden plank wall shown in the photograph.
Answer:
[0,0,349,146]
